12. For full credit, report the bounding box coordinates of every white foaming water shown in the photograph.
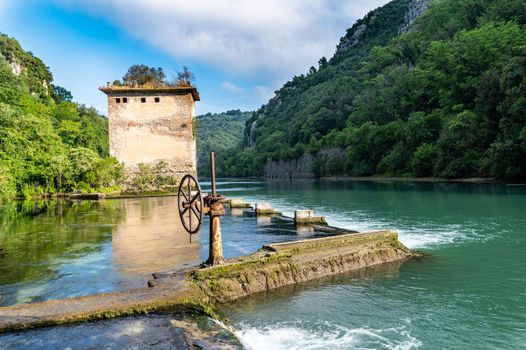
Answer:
[235,322,422,350]
[236,195,474,250]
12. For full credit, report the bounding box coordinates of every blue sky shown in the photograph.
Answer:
[0,0,389,115]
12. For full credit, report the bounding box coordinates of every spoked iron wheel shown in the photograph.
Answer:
[177,174,204,237]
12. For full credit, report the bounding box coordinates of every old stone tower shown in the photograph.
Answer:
[100,85,200,180]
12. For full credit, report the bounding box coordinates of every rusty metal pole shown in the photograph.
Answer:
[205,152,225,266]
[210,152,217,196]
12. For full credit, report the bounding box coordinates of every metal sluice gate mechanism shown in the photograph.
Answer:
[177,152,226,266]
[177,174,204,236]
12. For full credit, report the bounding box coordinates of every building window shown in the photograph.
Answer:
[141,97,146,103]
[154,97,160,103]
[115,98,121,103]
[122,97,128,103]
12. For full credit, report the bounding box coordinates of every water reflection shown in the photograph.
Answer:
[0,200,123,286]
[112,197,200,275]
[0,197,199,306]
[0,196,331,307]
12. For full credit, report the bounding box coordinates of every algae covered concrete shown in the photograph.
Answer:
[0,271,212,334]
[190,230,411,302]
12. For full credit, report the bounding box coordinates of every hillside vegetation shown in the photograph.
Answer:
[220,0,526,179]
[0,34,121,200]
[196,110,251,177]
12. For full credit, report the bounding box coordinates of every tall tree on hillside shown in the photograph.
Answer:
[51,85,73,103]
[122,64,166,86]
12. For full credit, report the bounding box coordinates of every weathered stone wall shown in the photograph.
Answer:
[106,90,196,181]
[264,147,346,178]
[264,153,315,178]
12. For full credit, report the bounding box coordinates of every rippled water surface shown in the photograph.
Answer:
[214,180,526,349]
[1,179,525,349]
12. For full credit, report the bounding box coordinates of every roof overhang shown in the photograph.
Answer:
[99,86,200,101]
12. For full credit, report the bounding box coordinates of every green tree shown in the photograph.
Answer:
[122,64,166,86]
[0,34,122,200]
[51,85,73,103]
[174,66,195,87]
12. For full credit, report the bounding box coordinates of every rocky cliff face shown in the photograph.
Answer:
[337,0,432,54]
[264,153,315,178]
[335,21,370,54]
[398,0,433,34]
[264,148,346,178]
[9,61,22,76]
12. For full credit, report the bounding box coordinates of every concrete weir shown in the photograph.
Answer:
[189,230,411,302]
[0,230,411,336]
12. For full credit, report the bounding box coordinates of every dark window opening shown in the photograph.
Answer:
[123,97,128,103]
[141,97,146,103]
[115,98,121,103]
[154,97,160,103]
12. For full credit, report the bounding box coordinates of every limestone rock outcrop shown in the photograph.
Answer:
[399,0,433,34]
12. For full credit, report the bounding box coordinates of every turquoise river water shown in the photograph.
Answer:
[0,179,525,349]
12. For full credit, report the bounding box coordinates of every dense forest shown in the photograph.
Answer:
[0,34,121,201]
[196,110,251,177]
[219,0,526,179]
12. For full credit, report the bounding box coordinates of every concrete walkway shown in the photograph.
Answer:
[0,272,197,333]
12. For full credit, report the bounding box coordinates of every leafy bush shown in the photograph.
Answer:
[153,161,178,188]
[0,166,15,201]
[412,143,439,177]
[133,163,155,191]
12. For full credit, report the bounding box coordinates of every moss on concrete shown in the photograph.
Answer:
[191,230,411,302]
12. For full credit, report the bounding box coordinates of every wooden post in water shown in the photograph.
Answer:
[205,152,226,266]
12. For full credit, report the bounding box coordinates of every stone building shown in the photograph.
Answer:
[100,85,200,181]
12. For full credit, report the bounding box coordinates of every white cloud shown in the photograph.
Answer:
[55,0,390,80]
[254,85,274,102]
[221,81,245,94]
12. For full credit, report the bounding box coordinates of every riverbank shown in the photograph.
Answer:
[197,175,526,186]
[9,176,525,203]
[13,190,180,201]
[262,175,526,185]
[320,176,500,184]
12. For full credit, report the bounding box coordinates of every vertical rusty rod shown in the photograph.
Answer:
[210,152,216,196]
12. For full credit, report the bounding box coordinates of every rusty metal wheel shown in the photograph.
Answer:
[177,174,204,235]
